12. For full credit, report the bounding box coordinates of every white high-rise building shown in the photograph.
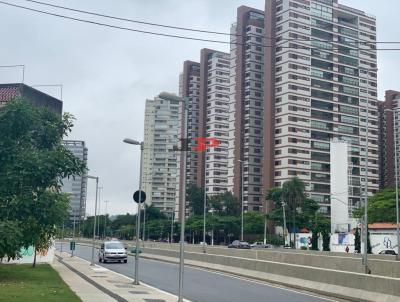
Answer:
[142,92,181,216]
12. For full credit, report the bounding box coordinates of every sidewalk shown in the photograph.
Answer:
[52,251,178,302]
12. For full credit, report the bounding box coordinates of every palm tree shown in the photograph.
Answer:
[281,177,306,248]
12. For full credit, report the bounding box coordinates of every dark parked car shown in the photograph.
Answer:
[379,249,398,255]
[228,240,251,249]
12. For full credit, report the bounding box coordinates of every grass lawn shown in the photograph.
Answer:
[0,263,81,302]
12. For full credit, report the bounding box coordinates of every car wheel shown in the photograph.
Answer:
[124,260,127,263]
[103,259,107,263]
[99,257,102,263]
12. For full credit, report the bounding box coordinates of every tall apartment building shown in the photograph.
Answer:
[142,92,181,216]
[263,0,379,214]
[378,90,400,188]
[176,62,201,217]
[227,6,266,212]
[61,140,88,224]
[198,49,230,196]
[0,83,62,114]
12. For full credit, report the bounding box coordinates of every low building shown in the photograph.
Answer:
[0,83,62,114]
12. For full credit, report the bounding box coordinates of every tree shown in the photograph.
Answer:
[209,191,240,216]
[0,220,23,261]
[353,187,397,223]
[145,205,168,221]
[186,184,204,216]
[281,177,306,247]
[243,212,264,235]
[0,99,86,266]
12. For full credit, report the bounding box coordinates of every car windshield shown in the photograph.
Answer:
[105,242,124,249]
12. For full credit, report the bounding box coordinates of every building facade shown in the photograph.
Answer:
[142,92,181,216]
[198,49,230,196]
[61,140,88,224]
[227,6,266,212]
[263,0,379,214]
[379,90,400,188]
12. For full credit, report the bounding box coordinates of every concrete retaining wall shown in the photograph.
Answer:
[142,242,400,278]
[142,247,400,297]
[73,239,400,278]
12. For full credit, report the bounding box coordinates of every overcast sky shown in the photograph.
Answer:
[0,0,398,216]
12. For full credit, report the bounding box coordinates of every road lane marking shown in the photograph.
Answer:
[140,257,342,302]
[56,247,192,302]
[59,243,341,302]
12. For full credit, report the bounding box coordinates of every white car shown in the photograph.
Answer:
[251,242,273,249]
[98,241,128,263]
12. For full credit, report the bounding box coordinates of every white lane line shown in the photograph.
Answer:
[56,247,192,302]
[140,256,341,302]
[60,245,339,302]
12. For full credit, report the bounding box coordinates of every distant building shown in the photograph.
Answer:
[142,92,181,216]
[61,140,88,225]
[0,83,62,114]
[378,90,400,188]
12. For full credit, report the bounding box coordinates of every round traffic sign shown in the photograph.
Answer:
[133,190,146,203]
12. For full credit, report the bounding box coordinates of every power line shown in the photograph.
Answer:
[1,1,400,51]
[20,0,400,45]
[22,0,235,37]
[0,1,228,44]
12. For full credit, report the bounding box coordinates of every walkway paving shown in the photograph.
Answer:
[52,251,179,302]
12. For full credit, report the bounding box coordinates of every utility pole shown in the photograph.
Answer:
[362,67,377,273]
[203,148,207,253]
[282,201,287,246]
[170,211,174,243]
[104,200,110,238]
[97,187,103,239]
[238,160,245,241]
[88,175,99,266]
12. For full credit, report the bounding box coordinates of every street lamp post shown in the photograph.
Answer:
[385,108,400,260]
[87,175,99,266]
[178,97,189,302]
[362,67,378,272]
[123,138,144,285]
[203,148,207,253]
[97,187,103,239]
[238,160,245,241]
[104,200,110,238]
[142,202,146,243]
[282,201,287,246]
[170,211,174,243]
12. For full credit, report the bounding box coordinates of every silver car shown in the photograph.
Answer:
[98,241,128,263]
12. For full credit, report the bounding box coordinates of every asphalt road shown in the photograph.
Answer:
[56,243,340,302]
